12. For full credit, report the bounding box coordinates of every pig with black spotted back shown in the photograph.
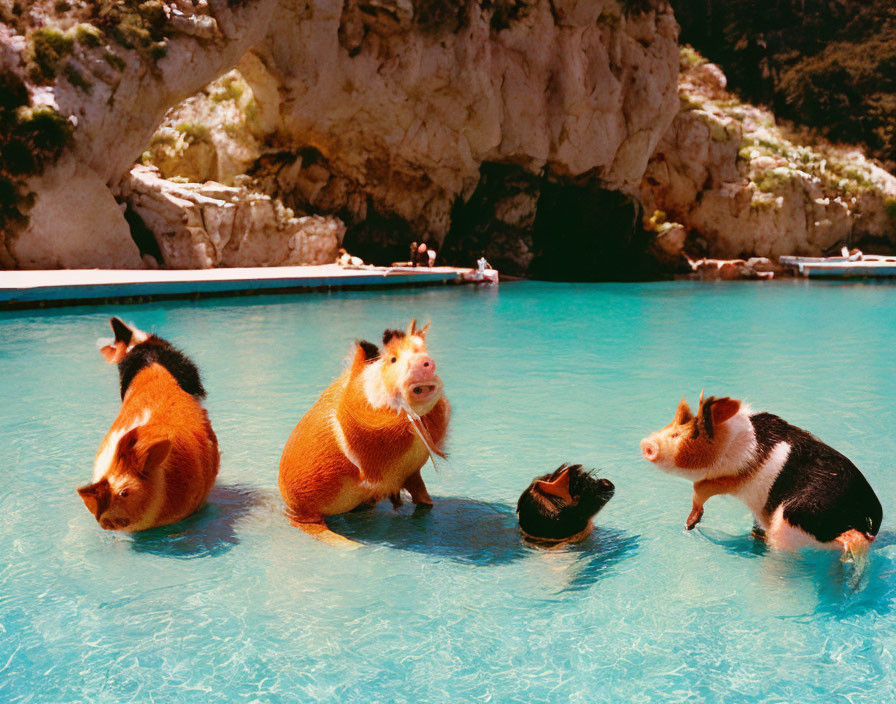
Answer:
[77,318,219,532]
[640,391,882,555]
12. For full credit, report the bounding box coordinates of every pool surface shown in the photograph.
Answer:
[2,281,895,702]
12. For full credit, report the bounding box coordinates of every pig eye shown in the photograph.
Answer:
[390,357,397,363]
[119,489,130,498]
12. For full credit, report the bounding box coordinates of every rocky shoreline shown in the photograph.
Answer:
[1,1,894,279]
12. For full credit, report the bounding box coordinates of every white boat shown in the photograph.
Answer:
[461,257,499,284]
[780,248,896,278]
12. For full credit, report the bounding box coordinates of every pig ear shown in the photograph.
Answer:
[138,439,171,479]
[382,328,404,346]
[416,321,431,339]
[698,395,739,440]
[110,317,150,346]
[673,397,693,424]
[348,342,373,377]
[116,427,140,463]
[357,340,380,362]
[100,341,128,364]
[110,317,133,345]
[77,479,109,516]
[710,398,741,428]
[114,428,170,478]
[535,466,573,504]
[77,483,99,514]
[406,318,418,336]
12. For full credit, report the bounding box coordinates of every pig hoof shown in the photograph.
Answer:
[414,498,434,508]
[685,507,703,530]
[389,493,403,509]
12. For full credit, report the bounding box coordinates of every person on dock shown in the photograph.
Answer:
[336,248,365,268]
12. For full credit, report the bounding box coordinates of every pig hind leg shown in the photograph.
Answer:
[767,506,869,555]
[766,507,831,551]
[289,516,361,550]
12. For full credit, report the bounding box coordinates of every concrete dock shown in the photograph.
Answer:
[0,264,475,308]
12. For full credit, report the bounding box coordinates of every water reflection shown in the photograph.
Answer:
[329,496,639,589]
[129,484,265,559]
[696,525,895,617]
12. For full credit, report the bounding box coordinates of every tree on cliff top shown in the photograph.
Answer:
[671,0,896,171]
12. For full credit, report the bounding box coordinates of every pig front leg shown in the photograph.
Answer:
[686,482,710,529]
[403,469,433,507]
[687,476,745,530]
[686,502,704,530]
[388,471,434,509]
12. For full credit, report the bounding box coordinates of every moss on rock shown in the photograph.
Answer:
[884,197,896,225]
[27,27,74,82]
[176,123,212,143]
[0,71,74,235]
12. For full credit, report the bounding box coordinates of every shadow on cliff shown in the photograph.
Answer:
[128,484,265,559]
[328,496,639,588]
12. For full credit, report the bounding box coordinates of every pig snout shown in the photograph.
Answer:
[407,354,436,381]
[641,438,660,462]
[100,516,132,530]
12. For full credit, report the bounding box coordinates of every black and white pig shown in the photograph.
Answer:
[640,392,882,555]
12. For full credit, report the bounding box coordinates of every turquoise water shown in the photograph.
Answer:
[1,281,895,703]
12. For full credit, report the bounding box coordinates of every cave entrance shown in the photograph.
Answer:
[529,181,660,282]
[442,163,662,281]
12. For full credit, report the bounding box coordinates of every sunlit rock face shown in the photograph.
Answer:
[0,0,276,268]
[119,166,344,268]
[2,0,679,271]
[238,0,681,249]
[640,50,896,261]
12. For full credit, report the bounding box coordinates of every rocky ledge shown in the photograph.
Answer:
[640,48,896,267]
[119,165,344,268]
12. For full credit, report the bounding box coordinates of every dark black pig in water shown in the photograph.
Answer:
[516,464,615,546]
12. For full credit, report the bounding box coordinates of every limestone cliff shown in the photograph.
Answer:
[0,0,276,268]
[1,0,681,273]
[640,49,896,263]
[4,2,892,277]
[240,0,680,244]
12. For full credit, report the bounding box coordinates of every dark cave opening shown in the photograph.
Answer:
[123,204,164,265]
[441,163,665,281]
[529,181,662,282]
[341,207,420,267]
